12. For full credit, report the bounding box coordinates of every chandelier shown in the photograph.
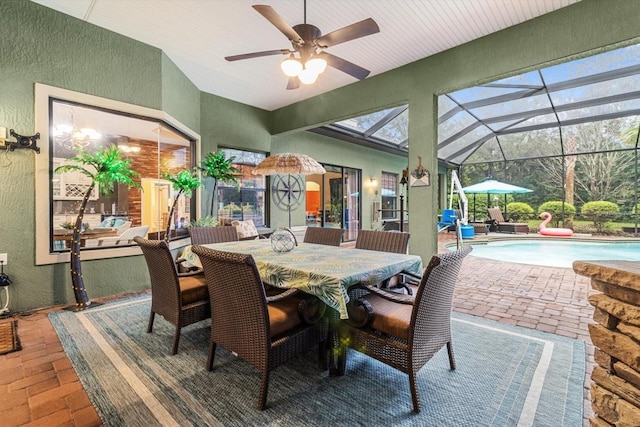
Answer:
[52,109,101,150]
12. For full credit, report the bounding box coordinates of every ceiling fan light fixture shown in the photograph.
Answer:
[298,68,319,84]
[281,56,303,77]
[305,57,327,75]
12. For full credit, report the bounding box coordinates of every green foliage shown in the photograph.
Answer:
[55,144,141,195]
[188,216,218,228]
[538,201,576,227]
[199,151,240,184]
[163,169,202,197]
[199,151,240,216]
[163,169,201,242]
[581,201,620,232]
[505,202,534,221]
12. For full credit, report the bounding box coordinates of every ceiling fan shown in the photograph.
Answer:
[225,1,380,90]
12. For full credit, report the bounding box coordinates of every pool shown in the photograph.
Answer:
[452,239,640,268]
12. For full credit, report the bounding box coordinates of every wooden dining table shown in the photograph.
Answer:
[201,239,423,320]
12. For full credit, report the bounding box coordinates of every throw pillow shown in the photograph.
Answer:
[232,220,259,240]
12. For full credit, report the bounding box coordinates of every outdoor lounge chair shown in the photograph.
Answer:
[487,207,529,233]
[338,245,472,412]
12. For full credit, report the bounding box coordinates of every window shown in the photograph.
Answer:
[35,84,200,265]
[380,172,398,220]
[217,149,267,227]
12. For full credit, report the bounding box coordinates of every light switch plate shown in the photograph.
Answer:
[0,127,6,141]
[0,254,6,265]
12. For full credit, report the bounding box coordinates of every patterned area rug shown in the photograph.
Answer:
[50,295,585,426]
[0,320,21,355]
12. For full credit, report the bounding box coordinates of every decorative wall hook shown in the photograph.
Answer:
[4,129,40,154]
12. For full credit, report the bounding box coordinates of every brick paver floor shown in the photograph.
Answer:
[0,234,596,426]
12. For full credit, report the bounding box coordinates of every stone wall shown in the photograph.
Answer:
[574,261,640,427]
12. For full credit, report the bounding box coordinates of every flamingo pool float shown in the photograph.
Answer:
[539,212,573,236]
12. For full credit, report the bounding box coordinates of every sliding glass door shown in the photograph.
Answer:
[305,165,361,242]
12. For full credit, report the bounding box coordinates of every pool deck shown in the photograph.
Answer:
[439,231,598,425]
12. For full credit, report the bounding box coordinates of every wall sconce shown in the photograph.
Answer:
[2,129,40,154]
[370,177,377,187]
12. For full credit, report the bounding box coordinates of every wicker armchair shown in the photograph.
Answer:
[303,227,344,246]
[355,229,412,293]
[188,226,239,245]
[191,245,328,410]
[134,237,210,355]
[338,245,472,412]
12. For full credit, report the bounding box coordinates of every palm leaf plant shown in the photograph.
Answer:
[54,144,141,310]
[163,169,202,242]
[198,151,239,217]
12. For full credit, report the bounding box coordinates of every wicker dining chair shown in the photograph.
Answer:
[134,237,210,355]
[188,225,239,245]
[355,229,410,253]
[338,245,472,412]
[191,245,328,410]
[355,229,412,293]
[303,227,344,246]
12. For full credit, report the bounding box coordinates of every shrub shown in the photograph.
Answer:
[538,201,576,227]
[188,215,218,228]
[505,202,534,222]
[581,201,620,232]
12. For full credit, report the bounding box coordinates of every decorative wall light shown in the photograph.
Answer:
[2,129,40,154]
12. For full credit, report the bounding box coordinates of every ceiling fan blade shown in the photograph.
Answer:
[225,49,290,62]
[253,5,304,45]
[318,52,371,80]
[315,18,379,48]
[286,76,300,90]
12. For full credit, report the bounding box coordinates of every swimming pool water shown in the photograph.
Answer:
[459,239,640,268]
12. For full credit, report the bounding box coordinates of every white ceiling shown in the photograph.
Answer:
[31,0,579,111]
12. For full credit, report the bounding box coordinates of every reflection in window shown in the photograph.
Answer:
[380,172,397,220]
[50,100,195,251]
[217,149,267,227]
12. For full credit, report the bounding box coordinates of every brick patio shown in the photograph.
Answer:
[0,233,596,426]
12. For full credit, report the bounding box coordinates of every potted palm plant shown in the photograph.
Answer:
[163,169,202,242]
[198,151,239,217]
[54,144,140,311]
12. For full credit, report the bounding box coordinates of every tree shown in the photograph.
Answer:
[198,151,239,217]
[54,145,140,310]
[163,169,201,242]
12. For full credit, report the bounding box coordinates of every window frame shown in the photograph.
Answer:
[35,83,201,265]
[380,171,398,220]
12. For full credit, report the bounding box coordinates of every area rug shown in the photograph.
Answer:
[0,320,21,355]
[50,295,585,426]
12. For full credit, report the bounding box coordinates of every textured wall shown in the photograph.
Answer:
[271,131,407,230]
[2,0,640,311]
[269,0,640,261]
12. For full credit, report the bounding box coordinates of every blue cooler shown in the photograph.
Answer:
[460,224,475,239]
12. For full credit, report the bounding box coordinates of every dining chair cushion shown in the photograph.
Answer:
[232,220,259,240]
[359,293,412,341]
[179,276,208,305]
[267,299,303,337]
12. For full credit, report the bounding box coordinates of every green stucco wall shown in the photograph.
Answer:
[0,0,271,312]
[271,132,407,229]
[269,0,640,260]
[2,0,640,312]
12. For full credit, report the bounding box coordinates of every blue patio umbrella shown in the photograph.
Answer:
[462,179,532,219]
